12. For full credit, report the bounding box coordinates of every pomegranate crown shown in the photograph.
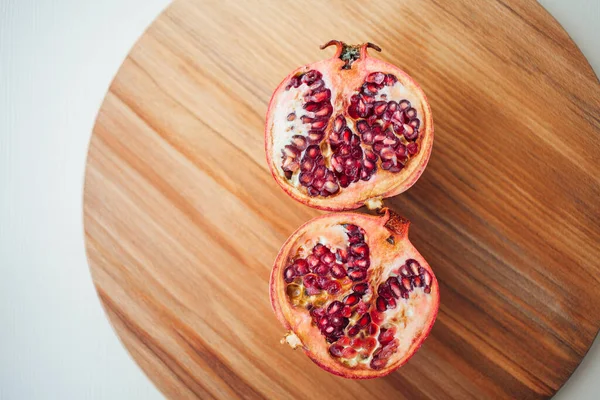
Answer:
[320,40,382,69]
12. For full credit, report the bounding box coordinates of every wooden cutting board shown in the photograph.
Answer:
[83,0,600,398]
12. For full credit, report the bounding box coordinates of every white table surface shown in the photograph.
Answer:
[0,0,597,398]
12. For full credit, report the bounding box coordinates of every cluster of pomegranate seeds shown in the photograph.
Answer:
[281,70,422,197]
[281,70,332,181]
[374,259,432,312]
[283,223,433,371]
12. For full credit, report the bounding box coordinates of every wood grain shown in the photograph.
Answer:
[83,0,600,398]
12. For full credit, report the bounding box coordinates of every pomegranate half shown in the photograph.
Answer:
[265,41,433,211]
[270,208,439,378]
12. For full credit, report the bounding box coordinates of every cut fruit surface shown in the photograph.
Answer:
[270,209,439,379]
[265,41,434,211]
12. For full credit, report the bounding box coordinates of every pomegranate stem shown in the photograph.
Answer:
[320,40,382,70]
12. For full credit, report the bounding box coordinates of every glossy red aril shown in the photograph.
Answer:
[265,41,433,211]
[270,209,439,379]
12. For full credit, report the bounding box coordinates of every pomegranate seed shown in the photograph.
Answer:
[321,252,335,265]
[410,118,421,129]
[401,277,412,291]
[325,281,342,295]
[328,300,343,315]
[313,243,327,256]
[381,160,394,170]
[380,341,399,359]
[366,72,386,84]
[347,104,359,119]
[290,135,307,150]
[399,99,411,110]
[353,282,369,294]
[399,264,411,276]
[307,130,324,143]
[303,102,320,112]
[376,297,387,312]
[307,255,319,269]
[307,187,319,197]
[304,145,320,158]
[342,347,357,358]
[407,142,419,155]
[319,317,329,327]
[316,276,329,291]
[338,337,351,346]
[413,276,423,287]
[285,75,301,90]
[330,264,347,279]
[373,142,385,154]
[287,112,296,121]
[404,125,418,141]
[361,131,374,145]
[350,337,365,349]
[329,343,344,357]
[302,70,322,85]
[367,324,379,337]
[388,277,402,298]
[341,305,352,318]
[386,297,397,309]
[384,74,398,86]
[300,158,315,172]
[378,284,393,300]
[315,264,329,276]
[370,358,388,370]
[306,286,321,296]
[373,101,387,116]
[284,267,296,283]
[356,120,370,134]
[303,273,318,287]
[330,315,345,327]
[325,325,335,334]
[407,259,420,275]
[371,311,385,325]
[333,115,346,133]
[310,307,325,320]
[348,269,367,281]
[357,313,371,327]
[282,157,299,173]
[350,243,369,257]
[306,88,331,103]
[379,328,396,345]
[283,145,300,158]
[299,172,313,186]
[364,337,378,351]
[405,107,417,119]
[356,301,369,315]
[339,175,350,188]
[294,259,309,275]
[315,103,333,118]
[395,144,407,159]
[365,149,378,162]
[344,293,360,306]
[341,128,352,144]
[347,325,360,337]
[424,286,431,294]
[363,83,379,96]
[309,80,324,91]
[311,119,327,130]
[422,270,432,286]
[356,98,370,118]
[380,147,396,160]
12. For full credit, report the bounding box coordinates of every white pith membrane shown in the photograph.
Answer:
[272,212,438,377]
[266,53,431,210]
